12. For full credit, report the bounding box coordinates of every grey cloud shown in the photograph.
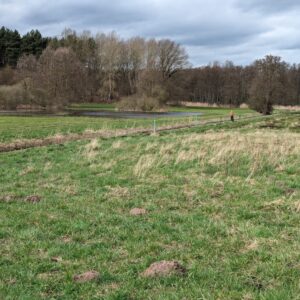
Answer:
[1,0,300,65]
[236,0,300,13]
[22,1,149,27]
[143,20,266,47]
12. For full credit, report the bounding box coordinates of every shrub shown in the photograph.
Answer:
[117,95,162,112]
[0,82,48,110]
[0,84,25,110]
[0,66,16,85]
[248,96,273,115]
[149,85,169,104]
[30,88,50,108]
[239,103,249,109]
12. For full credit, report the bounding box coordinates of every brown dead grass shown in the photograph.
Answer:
[106,186,130,198]
[0,128,150,153]
[294,201,300,213]
[141,260,187,277]
[241,240,259,253]
[83,139,100,160]
[19,165,35,176]
[263,199,285,210]
[178,131,300,173]
[73,271,100,283]
[129,208,147,216]
[111,140,123,149]
[274,105,300,111]
[132,130,299,177]
[133,154,157,177]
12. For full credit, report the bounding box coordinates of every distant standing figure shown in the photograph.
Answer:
[230,110,235,122]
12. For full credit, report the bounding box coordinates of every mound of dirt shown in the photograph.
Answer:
[0,195,16,202]
[61,235,72,243]
[25,195,41,203]
[130,208,147,216]
[0,194,41,203]
[51,256,63,262]
[73,271,100,283]
[141,260,187,278]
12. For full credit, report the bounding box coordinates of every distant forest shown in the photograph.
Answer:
[1,27,300,113]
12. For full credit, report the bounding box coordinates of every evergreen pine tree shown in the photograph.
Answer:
[0,27,7,67]
[21,29,46,57]
[5,29,21,66]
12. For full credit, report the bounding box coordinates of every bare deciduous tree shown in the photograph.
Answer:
[157,39,189,80]
[249,55,287,114]
[10,27,300,111]
[96,32,121,101]
[27,47,87,108]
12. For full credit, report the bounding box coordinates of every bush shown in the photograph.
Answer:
[30,88,50,108]
[248,97,273,115]
[0,82,48,110]
[0,66,16,85]
[116,95,162,112]
[150,85,169,104]
[0,84,26,110]
[239,103,249,109]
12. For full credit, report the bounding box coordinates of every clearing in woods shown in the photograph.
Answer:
[0,111,299,299]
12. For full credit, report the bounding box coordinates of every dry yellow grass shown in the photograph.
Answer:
[178,130,299,171]
[101,161,117,170]
[133,154,157,177]
[274,105,300,111]
[83,139,100,160]
[240,240,259,253]
[131,130,299,179]
[19,165,35,176]
[294,201,300,213]
[159,143,175,156]
[106,186,130,198]
[112,140,123,149]
[145,142,158,151]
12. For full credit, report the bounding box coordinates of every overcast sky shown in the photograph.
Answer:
[1,0,300,66]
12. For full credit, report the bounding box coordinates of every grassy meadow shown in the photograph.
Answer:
[0,105,256,143]
[68,103,254,114]
[0,110,300,299]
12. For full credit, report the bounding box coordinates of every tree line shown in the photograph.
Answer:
[176,58,300,110]
[1,27,300,114]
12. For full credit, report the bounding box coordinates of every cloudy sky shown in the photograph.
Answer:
[1,0,300,66]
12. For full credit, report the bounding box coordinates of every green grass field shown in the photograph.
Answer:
[0,111,299,299]
[68,103,117,111]
[68,103,254,115]
[0,106,256,143]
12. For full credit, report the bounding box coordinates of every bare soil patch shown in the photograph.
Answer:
[51,256,63,263]
[25,195,41,203]
[0,195,16,202]
[73,271,100,283]
[130,208,147,216]
[141,260,187,278]
[0,194,41,203]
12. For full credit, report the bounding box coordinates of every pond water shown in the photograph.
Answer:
[70,110,202,119]
[0,110,202,119]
